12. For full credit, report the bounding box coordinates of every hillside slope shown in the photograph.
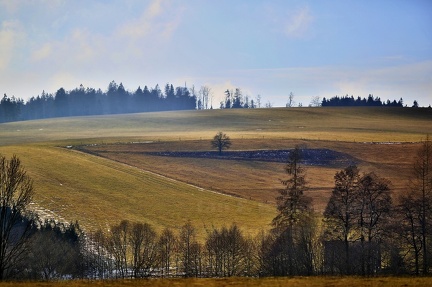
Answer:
[0,107,431,146]
[0,107,430,235]
[0,145,275,237]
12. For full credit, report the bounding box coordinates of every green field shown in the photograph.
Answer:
[0,107,431,237]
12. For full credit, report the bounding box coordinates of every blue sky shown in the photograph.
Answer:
[1,0,431,107]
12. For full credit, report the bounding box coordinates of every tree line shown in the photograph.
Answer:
[1,82,268,124]
[1,82,267,124]
[321,94,410,107]
[2,82,428,124]
[219,88,259,109]
[0,137,431,280]
[0,81,205,123]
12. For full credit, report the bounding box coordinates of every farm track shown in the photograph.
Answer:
[80,138,425,212]
[0,107,430,237]
[71,148,239,200]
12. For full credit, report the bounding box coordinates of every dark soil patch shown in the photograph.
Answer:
[147,149,358,167]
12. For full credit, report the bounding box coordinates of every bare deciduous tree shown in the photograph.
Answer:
[199,86,212,110]
[256,94,261,108]
[324,165,361,275]
[158,227,177,277]
[211,132,232,155]
[357,172,392,275]
[87,229,112,279]
[413,136,432,274]
[0,155,34,280]
[106,220,129,278]
[397,136,432,274]
[397,193,423,274]
[205,224,249,277]
[178,221,201,277]
[129,222,158,278]
[309,96,321,107]
[286,92,295,107]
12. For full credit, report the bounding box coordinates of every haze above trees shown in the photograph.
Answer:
[0,80,423,124]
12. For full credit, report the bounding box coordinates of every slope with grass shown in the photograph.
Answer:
[0,107,431,146]
[0,144,274,238]
[0,107,430,235]
[82,139,423,211]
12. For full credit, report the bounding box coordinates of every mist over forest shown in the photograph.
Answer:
[0,80,422,124]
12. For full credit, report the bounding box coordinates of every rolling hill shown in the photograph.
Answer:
[0,107,431,236]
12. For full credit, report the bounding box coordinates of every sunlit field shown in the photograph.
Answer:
[0,107,431,146]
[0,144,274,238]
[83,138,423,212]
[0,107,430,234]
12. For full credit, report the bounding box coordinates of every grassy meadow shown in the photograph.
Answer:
[0,144,274,237]
[83,138,423,211]
[0,107,431,233]
[1,107,431,146]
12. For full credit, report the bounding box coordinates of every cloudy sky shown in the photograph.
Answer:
[1,0,431,107]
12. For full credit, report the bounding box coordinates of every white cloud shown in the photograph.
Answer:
[29,27,100,70]
[335,61,432,105]
[284,6,313,38]
[0,0,21,13]
[117,0,182,41]
[147,0,163,18]
[31,43,53,62]
[0,20,24,72]
[213,61,432,107]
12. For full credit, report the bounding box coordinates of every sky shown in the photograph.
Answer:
[0,0,431,107]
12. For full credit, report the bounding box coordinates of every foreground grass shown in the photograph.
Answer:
[1,277,431,287]
[0,144,275,238]
[0,107,430,234]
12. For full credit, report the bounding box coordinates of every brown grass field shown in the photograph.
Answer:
[0,276,431,287]
[82,138,422,212]
[0,107,431,286]
[0,107,430,231]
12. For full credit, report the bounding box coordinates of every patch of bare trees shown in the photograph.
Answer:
[323,166,392,275]
[197,86,212,110]
[1,137,432,280]
[0,155,35,279]
[88,220,259,278]
[396,136,432,275]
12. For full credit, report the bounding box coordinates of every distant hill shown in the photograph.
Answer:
[0,107,431,237]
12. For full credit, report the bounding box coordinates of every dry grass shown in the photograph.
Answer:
[1,277,431,287]
[0,145,275,238]
[83,139,422,212]
[0,107,431,147]
[0,107,430,235]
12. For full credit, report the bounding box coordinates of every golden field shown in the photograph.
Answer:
[0,107,431,235]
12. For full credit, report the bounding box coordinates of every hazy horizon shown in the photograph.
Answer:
[1,0,431,107]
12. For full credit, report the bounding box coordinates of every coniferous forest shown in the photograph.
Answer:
[0,80,420,124]
[0,81,198,123]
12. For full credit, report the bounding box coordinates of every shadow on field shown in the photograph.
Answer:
[147,149,358,167]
